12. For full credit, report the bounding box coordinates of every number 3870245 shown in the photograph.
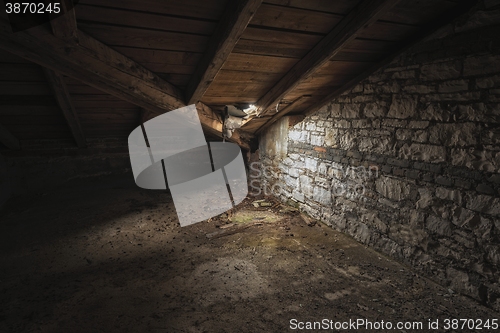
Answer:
[5,3,61,14]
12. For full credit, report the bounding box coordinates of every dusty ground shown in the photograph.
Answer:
[0,174,498,333]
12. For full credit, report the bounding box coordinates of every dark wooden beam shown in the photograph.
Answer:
[0,18,185,114]
[303,0,479,116]
[186,0,262,104]
[0,123,20,150]
[46,0,78,42]
[255,0,400,115]
[43,68,86,147]
[196,102,252,150]
[255,96,311,135]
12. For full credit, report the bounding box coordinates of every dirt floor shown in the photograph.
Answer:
[0,174,498,333]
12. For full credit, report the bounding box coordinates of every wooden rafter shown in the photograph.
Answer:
[0,18,185,114]
[186,0,262,104]
[46,0,78,42]
[196,102,252,150]
[42,0,85,147]
[0,123,20,150]
[303,0,479,116]
[255,0,400,115]
[43,68,86,147]
[255,96,311,135]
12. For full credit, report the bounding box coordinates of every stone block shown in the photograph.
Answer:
[436,187,462,204]
[408,121,430,129]
[363,102,388,118]
[420,60,461,81]
[466,193,500,216]
[438,79,469,93]
[399,143,447,163]
[342,104,361,118]
[435,176,453,187]
[375,176,411,201]
[476,74,500,89]
[429,123,478,147]
[402,85,436,94]
[463,54,500,76]
[387,95,417,119]
[426,215,453,236]
[324,128,338,146]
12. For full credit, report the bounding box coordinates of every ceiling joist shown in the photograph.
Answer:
[186,0,262,104]
[0,18,251,149]
[0,18,185,114]
[255,0,400,115]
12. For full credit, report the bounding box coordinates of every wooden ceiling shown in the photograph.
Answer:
[0,0,473,151]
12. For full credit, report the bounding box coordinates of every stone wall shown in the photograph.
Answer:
[259,2,500,310]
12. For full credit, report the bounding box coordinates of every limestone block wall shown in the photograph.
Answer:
[259,3,500,310]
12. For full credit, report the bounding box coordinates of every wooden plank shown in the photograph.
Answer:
[205,82,274,97]
[43,68,87,147]
[0,105,60,116]
[234,38,312,58]
[0,19,185,112]
[255,96,311,134]
[303,0,478,116]
[214,69,283,83]
[0,64,47,81]
[251,3,342,34]
[186,0,262,104]
[0,115,68,125]
[255,0,400,114]
[380,0,457,25]
[201,96,259,105]
[76,5,217,35]
[78,23,209,53]
[263,0,360,15]
[357,21,420,42]
[223,53,298,73]
[0,122,20,149]
[47,0,78,41]
[315,60,376,75]
[78,0,228,20]
[0,83,52,95]
[242,26,323,45]
[0,49,30,63]
[111,48,202,67]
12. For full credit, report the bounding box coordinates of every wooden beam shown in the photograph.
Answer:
[255,96,311,135]
[255,0,400,115]
[0,18,185,114]
[196,102,251,150]
[186,0,262,104]
[46,0,78,42]
[0,123,20,150]
[303,0,479,116]
[43,68,86,147]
